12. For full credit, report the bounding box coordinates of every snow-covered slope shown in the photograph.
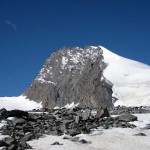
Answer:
[0,96,41,110]
[101,46,150,106]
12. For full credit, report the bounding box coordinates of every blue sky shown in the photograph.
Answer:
[0,0,150,96]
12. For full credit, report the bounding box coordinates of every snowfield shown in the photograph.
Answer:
[0,96,41,111]
[101,46,150,106]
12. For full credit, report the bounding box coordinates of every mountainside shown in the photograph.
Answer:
[23,46,113,109]
[101,46,150,106]
[23,45,150,108]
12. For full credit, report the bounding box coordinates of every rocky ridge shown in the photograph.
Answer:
[23,46,113,109]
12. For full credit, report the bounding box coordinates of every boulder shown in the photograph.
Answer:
[142,124,150,130]
[1,110,28,119]
[12,118,26,125]
[67,129,81,136]
[81,109,91,120]
[133,133,146,136]
[51,141,63,145]
[21,132,34,142]
[95,107,110,119]
[4,138,16,146]
[0,140,7,147]
[118,114,137,122]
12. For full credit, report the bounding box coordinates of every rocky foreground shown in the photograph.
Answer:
[0,106,150,149]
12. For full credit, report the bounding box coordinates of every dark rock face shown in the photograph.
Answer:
[23,46,113,109]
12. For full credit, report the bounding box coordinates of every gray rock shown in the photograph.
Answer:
[12,118,26,125]
[47,130,58,136]
[21,132,34,142]
[51,141,63,145]
[1,110,28,119]
[79,139,91,144]
[142,124,150,129]
[133,133,146,136]
[23,46,113,109]
[118,114,137,122]
[82,109,91,120]
[0,140,7,147]
[85,123,98,131]
[8,144,17,150]
[58,124,66,133]
[71,137,80,142]
[75,115,80,124]
[19,141,32,149]
[67,129,81,136]
[4,138,16,146]
[95,107,110,119]
[62,119,74,125]
[1,129,12,136]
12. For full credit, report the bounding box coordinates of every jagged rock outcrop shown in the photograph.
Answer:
[23,46,113,109]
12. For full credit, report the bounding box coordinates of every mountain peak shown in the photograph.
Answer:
[23,46,113,109]
[23,45,150,107]
[35,46,104,86]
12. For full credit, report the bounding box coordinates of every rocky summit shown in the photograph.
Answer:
[23,46,113,109]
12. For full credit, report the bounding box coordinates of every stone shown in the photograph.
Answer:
[4,138,16,146]
[19,141,32,149]
[118,114,137,122]
[15,131,25,138]
[12,118,26,125]
[95,107,110,119]
[0,140,7,147]
[85,123,98,131]
[75,115,80,124]
[79,139,88,144]
[81,109,91,120]
[71,137,79,142]
[1,110,28,119]
[51,141,63,145]
[0,106,142,149]
[103,124,109,129]
[47,130,58,136]
[142,124,150,130]
[133,133,146,136]
[1,129,12,136]
[58,124,66,133]
[21,132,34,142]
[67,129,81,136]
[8,144,17,150]
[62,119,74,125]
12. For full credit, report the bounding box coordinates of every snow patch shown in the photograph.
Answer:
[0,96,42,111]
[62,56,68,69]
